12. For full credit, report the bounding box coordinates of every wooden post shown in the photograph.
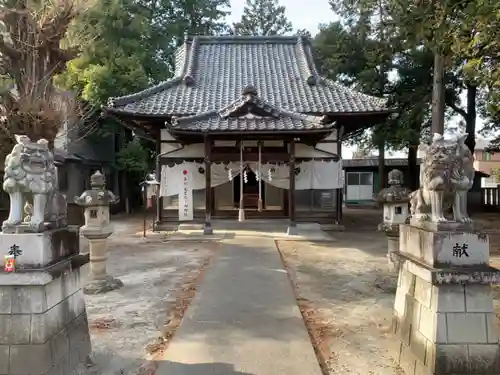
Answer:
[204,136,213,234]
[287,139,297,235]
[238,141,245,221]
[258,141,263,212]
[155,135,162,230]
[336,125,343,224]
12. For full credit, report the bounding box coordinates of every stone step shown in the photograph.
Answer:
[177,223,204,231]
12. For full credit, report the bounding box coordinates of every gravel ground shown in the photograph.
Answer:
[74,217,216,375]
[277,209,402,375]
[278,208,500,375]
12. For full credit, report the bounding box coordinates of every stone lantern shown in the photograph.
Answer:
[376,169,411,270]
[74,170,123,294]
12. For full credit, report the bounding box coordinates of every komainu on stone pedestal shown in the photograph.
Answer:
[410,133,474,224]
[394,132,500,374]
[2,134,67,232]
[0,137,91,375]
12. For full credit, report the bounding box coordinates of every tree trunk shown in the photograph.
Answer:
[408,145,418,190]
[431,51,445,135]
[465,83,477,153]
[378,140,386,190]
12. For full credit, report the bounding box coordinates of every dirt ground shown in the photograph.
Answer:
[74,216,216,375]
[73,209,500,375]
[474,212,500,327]
[277,208,500,375]
[278,208,401,375]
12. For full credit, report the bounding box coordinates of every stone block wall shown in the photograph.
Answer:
[393,267,500,375]
[0,268,91,375]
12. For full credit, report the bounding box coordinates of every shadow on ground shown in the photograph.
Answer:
[75,357,255,375]
[157,361,256,375]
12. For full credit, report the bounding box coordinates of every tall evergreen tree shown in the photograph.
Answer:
[232,0,293,36]
[56,0,230,205]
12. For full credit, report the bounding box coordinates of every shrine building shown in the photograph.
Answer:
[103,35,390,233]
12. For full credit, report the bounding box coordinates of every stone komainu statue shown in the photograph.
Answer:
[410,133,474,223]
[2,135,67,231]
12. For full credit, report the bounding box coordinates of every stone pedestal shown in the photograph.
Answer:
[393,223,500,375]
[0,226,80,269]
[0,256,91,375]
[287,225,298,236]
[83,235,123,295]
[379,223,403,271]
[203,221,213,235]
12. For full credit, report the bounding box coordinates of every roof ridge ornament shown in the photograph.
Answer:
[183,36,199,86]
[296,36,324,86]
[242,85,258,96]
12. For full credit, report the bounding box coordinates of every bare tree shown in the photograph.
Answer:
[0,0,86,161]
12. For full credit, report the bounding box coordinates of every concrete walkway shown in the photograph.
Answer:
[156,236,323,375]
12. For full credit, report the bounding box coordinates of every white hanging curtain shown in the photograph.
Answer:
[247,162,290,189]
[160,161,241,197]
[211,161,241,186]
[160,159,344,196]
[299,160,343,189]
[247,160,343,190]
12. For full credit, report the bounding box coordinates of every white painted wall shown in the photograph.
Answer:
[314,130,337,155]
[161,129,176,141]
[295,143,338,157]
[160,130,339,158]
[161,142,204,157]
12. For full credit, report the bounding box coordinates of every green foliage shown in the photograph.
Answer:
[456,0,500,116]
[313,16,394,151]
[317,0,498,155]
[55,0,231,180]
[137,0,230,70]
[384,48,435,149]
[232,0,293,36]
[116,138,150,175]
[57,0,230,107]
[314,22,373,87]
[56,0,162,107]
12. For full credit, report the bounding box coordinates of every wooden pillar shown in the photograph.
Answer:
[155,134,162,229]
[204,136,213,234]
[238,141,245,221]
[287,139,297,235]
[336,126,343,224]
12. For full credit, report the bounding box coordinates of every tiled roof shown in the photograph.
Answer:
[169,88,334,133]
[343,158,423,168]
[106,35,388,116]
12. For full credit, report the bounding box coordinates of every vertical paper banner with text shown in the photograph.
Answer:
[178,169,193,221]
